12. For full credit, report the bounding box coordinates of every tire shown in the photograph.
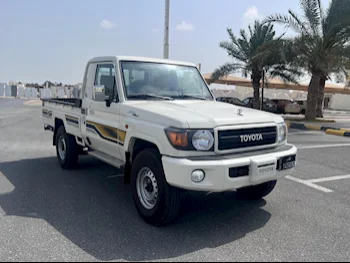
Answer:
[236,180,277,200]
[55,125,79,169]
[301,109,306,115]
[131,149,181,226]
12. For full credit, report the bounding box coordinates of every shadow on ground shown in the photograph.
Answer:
[0,156,271,261]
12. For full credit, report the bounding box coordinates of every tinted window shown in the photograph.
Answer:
[242,98,250,104]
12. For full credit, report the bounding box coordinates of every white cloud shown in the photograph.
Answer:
[176,21,195,31]
[241,6,263,26]
[152,28,159,32]
[100,20,117,29]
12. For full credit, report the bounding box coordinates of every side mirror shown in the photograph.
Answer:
[93,85,113,107]
[93,85,106,101]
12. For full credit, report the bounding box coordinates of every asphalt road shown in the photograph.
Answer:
[0,98,349,262]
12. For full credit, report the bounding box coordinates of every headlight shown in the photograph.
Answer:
[278,122,288,143]
[165,127,214,151]
[192,130,214,151]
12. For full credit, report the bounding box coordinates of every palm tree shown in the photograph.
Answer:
[317,54,350,116]
[265,0,350,120]
[210,20,302,110]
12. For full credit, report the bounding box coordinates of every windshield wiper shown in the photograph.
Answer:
[172,95,209,100]
[128,94,174,100]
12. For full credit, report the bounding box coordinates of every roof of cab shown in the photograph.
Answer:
[88,56,197,67]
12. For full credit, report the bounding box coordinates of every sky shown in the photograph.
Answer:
[0,0,332,84]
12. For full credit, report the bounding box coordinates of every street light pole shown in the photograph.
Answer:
[261,68,265,111]
[163,0,170,59]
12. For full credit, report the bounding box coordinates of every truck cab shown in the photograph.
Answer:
[41,56,297,226]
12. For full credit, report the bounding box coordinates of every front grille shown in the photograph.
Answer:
[218,126,277,151]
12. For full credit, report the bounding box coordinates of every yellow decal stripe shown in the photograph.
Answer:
[86,121,126,144]
[117,130,126,143]
[66,115,79,121]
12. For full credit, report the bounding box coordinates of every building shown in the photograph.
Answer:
[204,73,350,111]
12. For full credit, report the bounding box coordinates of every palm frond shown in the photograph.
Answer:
[324,0,350,27]
[226,28,241,48]
[264,11,309,34]
[211,63,246,81]
[300,0,323,36]
[219,41,247,62]
[287,10,310,35]
[267,64,304,84]
[317,0,324,23]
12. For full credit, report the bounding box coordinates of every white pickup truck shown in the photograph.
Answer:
[41,56,297,226]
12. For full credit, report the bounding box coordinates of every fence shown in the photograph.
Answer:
[0,84,80,99]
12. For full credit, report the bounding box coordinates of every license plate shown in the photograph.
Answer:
[278,155,296,170]
[249,157,277,184]
[258,163,276,176]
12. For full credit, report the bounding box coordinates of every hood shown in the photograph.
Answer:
[124,100,284,129]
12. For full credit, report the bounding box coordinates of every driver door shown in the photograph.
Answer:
[82,62,123,161]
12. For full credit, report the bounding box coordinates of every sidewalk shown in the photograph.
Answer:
[324,109,350,115]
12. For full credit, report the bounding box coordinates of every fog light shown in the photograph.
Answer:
[191,170,205,183]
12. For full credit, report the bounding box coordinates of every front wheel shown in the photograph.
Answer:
[236,180,277,200]
[131,149,181,226]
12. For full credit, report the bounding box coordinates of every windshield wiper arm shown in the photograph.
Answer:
[172,95,208,100]
[128,94,174,100]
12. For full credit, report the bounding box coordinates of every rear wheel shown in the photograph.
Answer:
[301,109,306,115]
[131,149,181,226]
[55,125,79,169]
[236,180,277,200]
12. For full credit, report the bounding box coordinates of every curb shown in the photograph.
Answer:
[324,110,349,115]
[326,129,350,137]
[285,121,350,137]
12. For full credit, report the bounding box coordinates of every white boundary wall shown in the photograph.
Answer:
[0,85,80,99]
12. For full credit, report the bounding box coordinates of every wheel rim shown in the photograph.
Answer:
[58,136,67,160]
[136,167,159,210]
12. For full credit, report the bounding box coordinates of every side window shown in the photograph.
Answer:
[242,98,250,104]
[84,63,97,99]
[94,64,117,101]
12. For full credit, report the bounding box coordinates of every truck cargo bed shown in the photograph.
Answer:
[41,98,82,108]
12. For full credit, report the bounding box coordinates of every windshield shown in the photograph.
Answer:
[120,61,214,100]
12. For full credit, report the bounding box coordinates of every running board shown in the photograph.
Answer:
[88,151,124,168]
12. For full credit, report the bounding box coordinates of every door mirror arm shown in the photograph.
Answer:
[105,95,112,107]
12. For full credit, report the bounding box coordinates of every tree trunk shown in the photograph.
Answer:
[305,72,321,120]
[316,76,326,118]
[252,79,261,110]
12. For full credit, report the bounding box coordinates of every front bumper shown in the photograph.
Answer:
[162,144,297,192]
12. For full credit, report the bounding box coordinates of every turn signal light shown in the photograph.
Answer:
[165,130,188,147]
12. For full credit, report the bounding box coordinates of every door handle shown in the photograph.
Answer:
[128,111,138,117]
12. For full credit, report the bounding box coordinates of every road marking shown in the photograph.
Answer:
[285,175,333,193]
[297,143,350,150]
[289,131,323,135]
[308,174,350,183]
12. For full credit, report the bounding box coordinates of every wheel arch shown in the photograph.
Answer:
[53,118,65,146]
[123,137,162,185]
